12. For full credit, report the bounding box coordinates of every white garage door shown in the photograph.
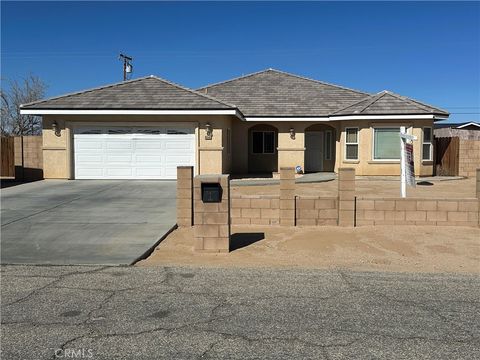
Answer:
[74,126,195,179]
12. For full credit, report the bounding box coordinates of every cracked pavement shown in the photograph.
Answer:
[1,265,479,359]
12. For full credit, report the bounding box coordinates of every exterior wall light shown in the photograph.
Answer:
[289,127,295,140]
[205,123,213,140]
[52,121,61,137]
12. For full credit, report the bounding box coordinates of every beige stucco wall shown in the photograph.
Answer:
[336,119,434,176]
[231,118,434,176]
[42,114,235,179]
[42,114,434,179]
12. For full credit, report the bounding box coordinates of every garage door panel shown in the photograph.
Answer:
[135,155,163,164]
[106,168,134,177]
[74,126,195,179]
[76,154,103,164]
[76,168,104,177]
[76,140,104,150]
[106,140,133,150]
[135,141,163,150]
[106,154,133,163]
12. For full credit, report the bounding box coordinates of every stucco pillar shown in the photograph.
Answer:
[177,166,194,227]
[338,168,355,227]
[280,167,295,226]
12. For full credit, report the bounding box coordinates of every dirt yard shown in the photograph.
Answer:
[231,177,477,199]
[138,225,480,274]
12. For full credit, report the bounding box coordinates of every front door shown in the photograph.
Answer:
[305,131,324,172]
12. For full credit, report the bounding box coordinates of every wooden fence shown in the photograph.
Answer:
[1,136,43,181]
[1,137,15,177]
[435,137,459,176]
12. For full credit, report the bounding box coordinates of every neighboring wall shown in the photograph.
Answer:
[13,136,43,181]
[459,139,480,177]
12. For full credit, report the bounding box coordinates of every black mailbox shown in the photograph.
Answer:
[201,183,223,203]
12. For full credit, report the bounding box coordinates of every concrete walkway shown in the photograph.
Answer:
[0,180,176,265]
[231,172,336,186]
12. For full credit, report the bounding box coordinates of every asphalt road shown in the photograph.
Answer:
[1,265,479,359]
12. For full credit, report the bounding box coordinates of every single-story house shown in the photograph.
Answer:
[20,69,449,179]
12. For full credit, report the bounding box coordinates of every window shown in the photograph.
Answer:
[345,128,358,160]
[325,130,332,160]
[108,128,131,134]
[252,131,275,154]
[422,127,432,161]
[373,127,401,160]
[166,129,189,135]
[137,129,161,135]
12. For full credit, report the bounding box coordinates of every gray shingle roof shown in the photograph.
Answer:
[197,69,370,117]
[333,90,449,116]
[21,75,234,110]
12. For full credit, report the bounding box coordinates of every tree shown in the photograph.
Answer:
[1,74,47,136]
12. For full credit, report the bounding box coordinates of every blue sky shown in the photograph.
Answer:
[2,1,479,123]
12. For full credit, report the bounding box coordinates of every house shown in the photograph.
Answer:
[19,69,449,179]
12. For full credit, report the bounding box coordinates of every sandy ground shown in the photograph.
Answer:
[138,225,480,274]
[232,177,477,198]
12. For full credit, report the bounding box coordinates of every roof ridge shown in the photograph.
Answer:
[20,76,153,108]
[389,91,449,114]
[197,68,273,90]
[267,68,370,96]
[357,91,388,113]
[382,90,447,114]
[148,75,237,108]
[21,75,237,109]
[198,68,370,96]
[332,93,375,114]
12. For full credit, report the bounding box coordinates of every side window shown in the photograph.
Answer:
[345,128,358,160]
[422,127,433,161]
[325,130,332,160]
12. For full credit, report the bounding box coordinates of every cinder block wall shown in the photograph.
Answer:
[296,197,338,226]
[356,198,479,227]
[459,139,480,177]
[231,195,280,225]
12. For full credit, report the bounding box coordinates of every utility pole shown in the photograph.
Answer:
[119,53,133,81]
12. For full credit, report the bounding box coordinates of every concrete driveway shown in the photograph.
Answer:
[0,180,176,265]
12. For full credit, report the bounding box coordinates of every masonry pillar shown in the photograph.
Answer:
[193,174,230,252]
[176,166,193,227]
[338,168,355,227]
[280,167,295,226]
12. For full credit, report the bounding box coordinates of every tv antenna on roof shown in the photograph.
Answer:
[119,53,133,81]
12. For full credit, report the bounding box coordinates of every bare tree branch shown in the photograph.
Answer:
[1,74,47,136]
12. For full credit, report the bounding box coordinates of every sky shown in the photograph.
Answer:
[2,1,479,123]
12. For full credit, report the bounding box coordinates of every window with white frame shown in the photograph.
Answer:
[373,127,401,160]
[422,127,433,161]
[325,130,332,160]
[345,128,358,160]
[252,131,275,154]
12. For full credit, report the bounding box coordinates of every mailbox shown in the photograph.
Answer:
[201,183,223,203]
